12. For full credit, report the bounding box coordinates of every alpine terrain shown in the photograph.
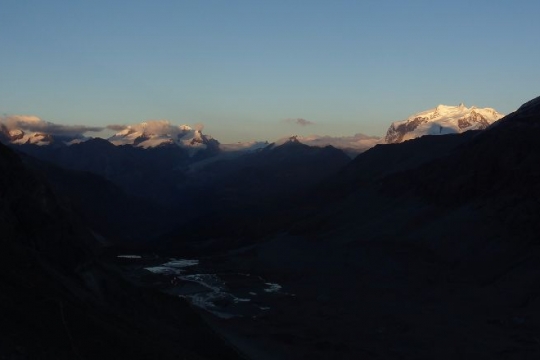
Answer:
[1,95,539,359]
[385,103,504,143]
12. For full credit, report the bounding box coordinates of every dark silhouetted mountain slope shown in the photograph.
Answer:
[322,130,480,199]
[19,153,176,244]
[0,143,92,271]
[189,140,351,208]
[0,142,240,359]
[382,95,540,241]
[158,140,352,253]
[201,96,540,359]
[14,138,192,206]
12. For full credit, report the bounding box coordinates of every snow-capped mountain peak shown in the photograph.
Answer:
[0,115,54,145]
[0,115,99,146]
[385,104,504,144]
[107,120,219,151]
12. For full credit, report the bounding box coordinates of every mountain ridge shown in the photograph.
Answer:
[385,103,504,143]
[196,95,540,359]
[0,140,242,359]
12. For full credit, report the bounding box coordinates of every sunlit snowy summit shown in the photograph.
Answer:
[107,120,219,151]
[0,115,100,146]
[107,120,270,153]
[385,104,504,144]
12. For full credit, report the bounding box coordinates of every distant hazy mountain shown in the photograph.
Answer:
[276,133,382,156]
[385,103,504,143]
[180,137,352,213]
[219,140,270,152]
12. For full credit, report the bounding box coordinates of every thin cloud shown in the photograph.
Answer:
[107,120,194,137]
[284,118,315,126]
[106,124,127,131]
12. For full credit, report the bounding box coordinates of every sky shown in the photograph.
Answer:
[1,0,539,143]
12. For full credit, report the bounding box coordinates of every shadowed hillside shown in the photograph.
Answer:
[0,142,240,360]
[195,96,540,359]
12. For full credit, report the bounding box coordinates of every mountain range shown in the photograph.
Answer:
[0,103,504,154]
[1,96,539,359]
[190,96,540,359]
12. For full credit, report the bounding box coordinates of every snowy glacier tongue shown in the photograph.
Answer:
[142,258,290,319]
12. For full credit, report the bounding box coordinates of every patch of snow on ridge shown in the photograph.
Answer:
[144,258,199,275]
[162,259,199,268]
[145,266,184,275]
[264,283,282,293]
[177,273,242,319]
[117,255,142,259]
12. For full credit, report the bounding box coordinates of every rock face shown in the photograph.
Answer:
[385,103,504,143]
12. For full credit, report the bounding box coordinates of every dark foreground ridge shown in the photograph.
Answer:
[0,142,241,359]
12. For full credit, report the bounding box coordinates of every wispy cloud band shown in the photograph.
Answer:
[284,118,314,126]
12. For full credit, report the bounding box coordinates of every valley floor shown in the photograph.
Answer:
[115,231,540,360]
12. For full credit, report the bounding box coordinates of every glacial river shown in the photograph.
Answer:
[119,255,291,319]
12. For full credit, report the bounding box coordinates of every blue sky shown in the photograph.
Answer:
[1,0,539,142]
